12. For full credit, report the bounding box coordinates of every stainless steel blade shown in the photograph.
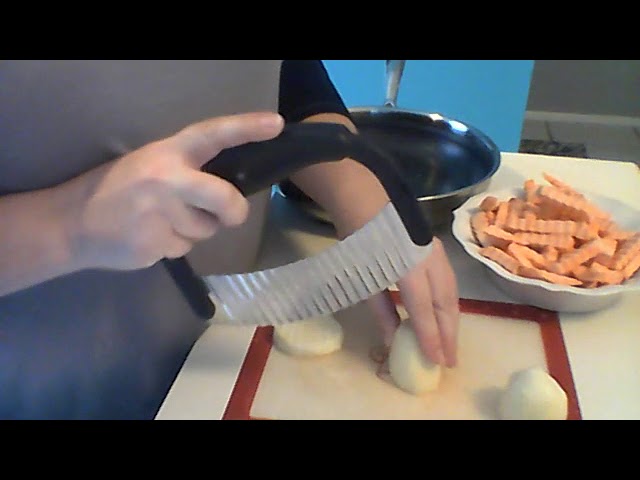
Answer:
[204,202,433,326]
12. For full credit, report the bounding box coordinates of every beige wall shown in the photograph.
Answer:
[526,60,640,118]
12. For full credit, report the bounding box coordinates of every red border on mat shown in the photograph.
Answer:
[222,326,274,420]
[222,296,582,420]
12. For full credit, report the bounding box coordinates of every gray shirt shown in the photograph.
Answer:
[0,60,282,419]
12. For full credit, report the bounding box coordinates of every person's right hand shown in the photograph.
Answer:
[60,112,284,271]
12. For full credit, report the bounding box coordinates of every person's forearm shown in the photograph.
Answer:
[290,113,390,238]
[0,187,79,296]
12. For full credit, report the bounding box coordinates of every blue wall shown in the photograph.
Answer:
[323,60,534,153]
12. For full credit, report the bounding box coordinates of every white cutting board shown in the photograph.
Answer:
[249,301,552,420]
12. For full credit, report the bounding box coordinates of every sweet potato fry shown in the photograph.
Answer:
[573,263,622,286]
[508,243,547,269]
[592,253,614,269]
[552,238,611,275]
[506,243,533,268]
[622,251,640,280]
[611,233,640,271]
[543,172,585,199]
[494,202,510,228]
[540,185,610,223]
[590,262,625,285]
[571,265,589,278]
[599,238,618,257]
[483,225,515,249]
[537,188,591,222]
[520,267,583,286]
[479,196,500,212]
[479,247,521,275]
[506,216,598,240]
[542,246,559,263]
[508,198,528,215]
[471,211,491,247]
[604,225,636,241]
[524,179,540,204]
[512,232,575,251]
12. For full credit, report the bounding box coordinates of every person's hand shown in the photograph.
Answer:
[61,112,284,271]
[277,113,460,367]
[366,237,460,368]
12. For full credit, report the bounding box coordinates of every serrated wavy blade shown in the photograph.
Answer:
[204,202,432,326]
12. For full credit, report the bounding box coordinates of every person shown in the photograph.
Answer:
[0,60,460,419]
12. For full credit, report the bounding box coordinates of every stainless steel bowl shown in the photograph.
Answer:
[350,107,501,227]
[276,60,502,230]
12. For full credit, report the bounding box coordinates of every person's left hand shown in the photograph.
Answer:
[293,164,461,367]
[290,114,460,368]
[365,236,460,368]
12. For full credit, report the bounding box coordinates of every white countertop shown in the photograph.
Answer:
[156,152,640,420]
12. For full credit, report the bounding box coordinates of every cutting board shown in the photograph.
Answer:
[223,296,581,420]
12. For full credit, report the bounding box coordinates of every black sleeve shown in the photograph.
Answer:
[278,60,352,123]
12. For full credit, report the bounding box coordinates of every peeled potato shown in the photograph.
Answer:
[498,367,568,420]
[273,315,344,357]
[388,321,441,395]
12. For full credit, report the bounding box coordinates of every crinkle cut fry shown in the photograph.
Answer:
[540,185,610,223]
[520,266,583,286]
[471,211,491,247]
[590,262,625,285]
[507,243,533,268]
[506,216,598,240]
[508,242,547,269]
[611,233,640,271]
[512,232,575,250]
[479,196,500,212]
[537,189,590,222]
[552,238,609,275]
[524,179,540,204]
[495,201,509,227]
[543,172,585,199]
[572,263,624,286]
[479,246,521,274]
[604,225,635,241]
[483,225,515,249]
[542,246,559,263]
[623,251,640,280]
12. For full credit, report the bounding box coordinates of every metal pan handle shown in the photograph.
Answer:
[384,60,406,108]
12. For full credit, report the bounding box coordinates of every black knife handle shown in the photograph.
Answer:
[202,122,355,197]
[205,122,433,246]
[163,257,216,320]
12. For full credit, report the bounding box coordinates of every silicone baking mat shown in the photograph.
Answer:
[223,296,581,420]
